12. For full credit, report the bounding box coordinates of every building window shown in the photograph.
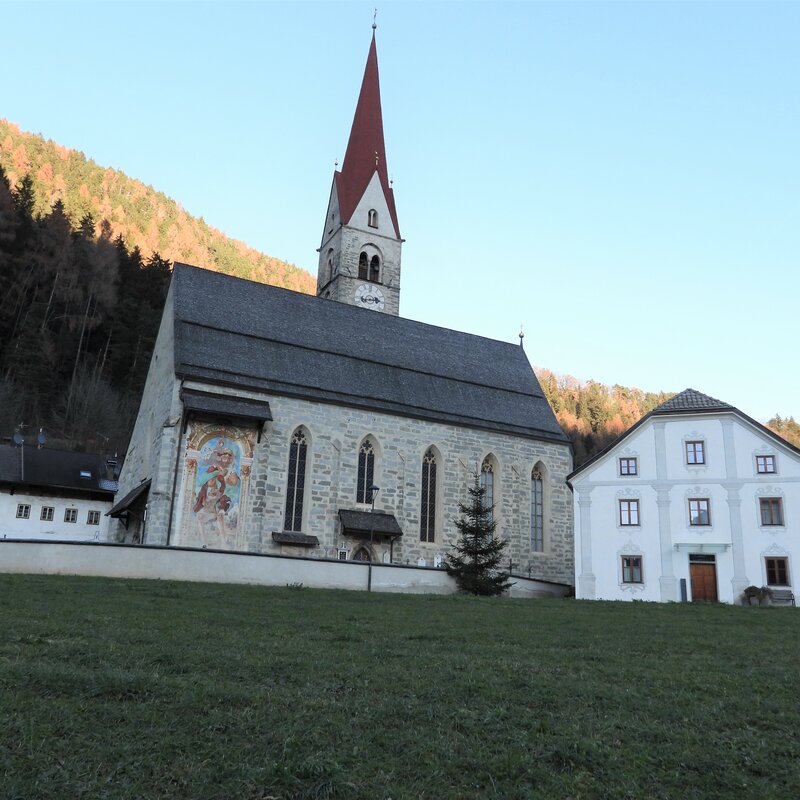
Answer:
[688,498,711,526]
[756,455,776,474]
[685,441,705,465]
[283,429,308,532]
[16,504,30,520]
[64,508,78,523]
[87,510,101,526]
[480,458,495,526]
[621,556,643,584]
[358,251,368,280]
[619,499,640,526]
[40,506,54,522]
[356,439,376,504]
[369,255,380,283]
[367,208,378,228]
[760,497,784,526]
[326,248,335,281]
[619,457,638,476]
[531,467,544,551]
[420,449,437,543]
[765,557,789,586]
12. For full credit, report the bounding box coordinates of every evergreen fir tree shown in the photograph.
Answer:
[446,475,512,596]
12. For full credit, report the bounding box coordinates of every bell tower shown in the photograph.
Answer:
[317,26,402,316]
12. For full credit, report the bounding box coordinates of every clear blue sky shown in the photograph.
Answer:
[3,1,798,422]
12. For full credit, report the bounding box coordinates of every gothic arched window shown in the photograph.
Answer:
[368,209,378,228]
[283,429,308,532]
[358,251,368,280]
[480,457,495,527]
[369,255,380,283]
[420,449,437,543]
[531,466,544,551]
[356,439,376,504]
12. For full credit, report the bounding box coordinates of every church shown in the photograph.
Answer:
[110,30,574,586]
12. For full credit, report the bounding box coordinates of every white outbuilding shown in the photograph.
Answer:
[569,389,799,604]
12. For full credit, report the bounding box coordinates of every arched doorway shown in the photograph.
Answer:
[353,546,371,562]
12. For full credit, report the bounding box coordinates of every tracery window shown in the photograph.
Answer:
[531,467,544,551]
[480,457,495,526]
[356,439,376,504]
[358,251,368,280]
[420,449,437,542]
[283,429,308,532]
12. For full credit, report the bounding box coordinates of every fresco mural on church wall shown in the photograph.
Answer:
[178,422,256,550]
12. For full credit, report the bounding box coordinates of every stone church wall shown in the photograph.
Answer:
[112,285,181,543]
[144,383,574,587]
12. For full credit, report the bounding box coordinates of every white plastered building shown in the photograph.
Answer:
[569,389,799,604]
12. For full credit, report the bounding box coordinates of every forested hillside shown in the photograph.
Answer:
[0,119,315,292]
[0,167,171,454]
[1,118,797,462]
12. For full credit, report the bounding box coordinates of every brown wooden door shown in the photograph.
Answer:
[690,563,718,602]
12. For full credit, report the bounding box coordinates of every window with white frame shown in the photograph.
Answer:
[765,557,789,586]
[756,455,776,474]
[64,508,78,523]
[685,441,705,465]
[688,498,711,526]
[40,506,54,521]
[619,457,638,476]
[621,555,643,584]
[619,499,640,526]
[759,497,784,526]
[16,504,30,519]
[87,510,101,526]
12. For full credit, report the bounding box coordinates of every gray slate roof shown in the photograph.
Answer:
[0,445,118,495]
[651,388,733,415]
[172,264,566,442]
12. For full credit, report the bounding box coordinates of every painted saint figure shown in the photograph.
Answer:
[193,438,241,543]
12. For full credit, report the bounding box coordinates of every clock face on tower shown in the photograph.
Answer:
[354,283,385,312]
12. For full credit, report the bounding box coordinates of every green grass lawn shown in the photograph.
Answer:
[1,575,798,799]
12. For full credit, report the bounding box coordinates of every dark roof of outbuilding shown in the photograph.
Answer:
[172,264,567,443]
[568,388,800,481]
[0,444,118,495]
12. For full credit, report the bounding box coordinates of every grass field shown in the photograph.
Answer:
[1,574,798,799]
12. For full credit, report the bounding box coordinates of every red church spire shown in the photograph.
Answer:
[335,29,401,238]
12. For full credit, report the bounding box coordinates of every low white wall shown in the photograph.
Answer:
[0,540,570,598]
